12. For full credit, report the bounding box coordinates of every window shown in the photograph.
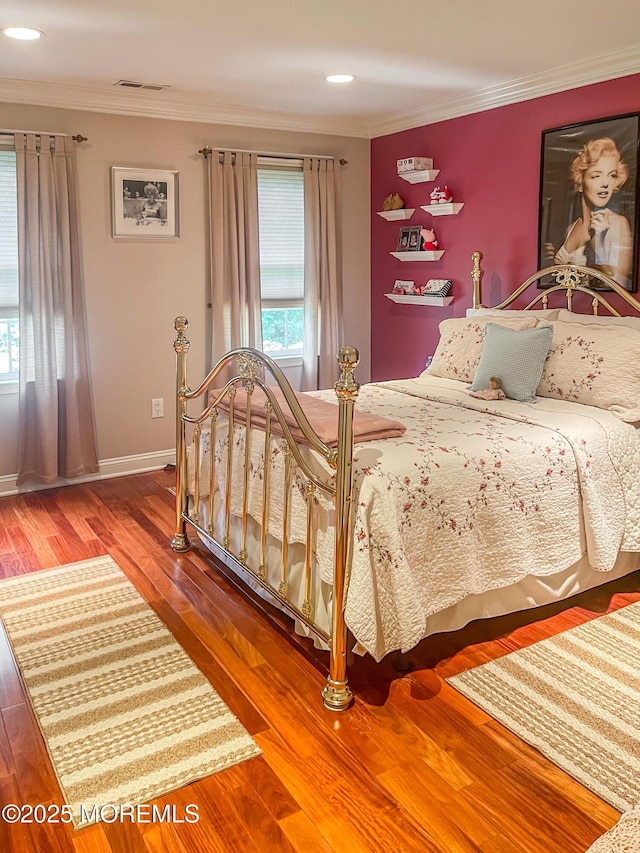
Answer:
[0,147,19,383]
[257,167,304,357]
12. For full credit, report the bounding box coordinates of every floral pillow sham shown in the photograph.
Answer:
[425,315,539,384]
[536,320,640,422]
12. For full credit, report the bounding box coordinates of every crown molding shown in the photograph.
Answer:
[367,46,640,138]
[0,78,371,139]
[2,44,639,142]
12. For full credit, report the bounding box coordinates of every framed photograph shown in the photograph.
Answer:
[423,279,452,296]
[393,279,414,294]
[407,225,423,251]
[537,113,639,291]
[111,167,180,239]
[397,226,411,251]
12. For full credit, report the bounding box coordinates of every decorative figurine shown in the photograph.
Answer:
[383,192,405,211]
[429,186,453,205]
[420,228,439,251]
[468,377,506,401]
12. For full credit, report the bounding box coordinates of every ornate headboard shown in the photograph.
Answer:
[471,250,640,317]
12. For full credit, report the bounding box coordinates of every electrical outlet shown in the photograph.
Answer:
[151,398,164,419]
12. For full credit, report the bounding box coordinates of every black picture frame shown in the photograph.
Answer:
[407,225,422,251]
[397,226,411,251]
[537,113,639,291]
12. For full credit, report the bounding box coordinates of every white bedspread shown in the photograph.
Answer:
[190,374,640,661]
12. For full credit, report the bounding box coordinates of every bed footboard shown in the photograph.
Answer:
[170,317,359,712]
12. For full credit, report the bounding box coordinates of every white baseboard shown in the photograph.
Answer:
[0,449,176,497]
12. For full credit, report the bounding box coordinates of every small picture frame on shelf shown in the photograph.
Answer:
[397,156,433,173]
[397,226,411,251]
[407,225,422,251]
[422,279,452,297]
[393,280,414,294]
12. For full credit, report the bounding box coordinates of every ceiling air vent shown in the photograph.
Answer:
[114,80,171,91]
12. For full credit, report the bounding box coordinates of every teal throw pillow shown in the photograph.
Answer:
[470,323,553,402]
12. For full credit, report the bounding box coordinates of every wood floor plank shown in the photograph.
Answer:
[226,782,297,851]
[241,756,301,822]
[0,711,17,779]
[460,773,602,853]
[481,835,530,853]
[0,626,26,711]
[377,761,492,850]
[72,824,114,853]
[168,780,262,852]
[139,822,193,853]
[0,469,636,852]
[257,727,439,853]
[101,820,148,853]
[3,703,61,807]
[484,720,620,830]
[0,774,32,853]
[0,503,20,554]
[278,810,335,852]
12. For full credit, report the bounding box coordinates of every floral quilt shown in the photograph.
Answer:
[189,374,640,661]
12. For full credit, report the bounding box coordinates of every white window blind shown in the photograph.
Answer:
[0,149,18,313]
[257,168,304,302]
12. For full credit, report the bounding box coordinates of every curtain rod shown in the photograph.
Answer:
[0,129,88,142]
[198,146,347,165]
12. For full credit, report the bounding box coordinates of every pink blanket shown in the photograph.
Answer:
[210,385,406,447]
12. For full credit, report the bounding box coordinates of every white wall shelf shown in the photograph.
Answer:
[420,202,465,216]
[376,208,415,221]
[390,250,445,261]
[385,293,454,306]
[397,169,440,184]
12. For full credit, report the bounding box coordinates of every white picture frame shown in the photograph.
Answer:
[111,167,180,239]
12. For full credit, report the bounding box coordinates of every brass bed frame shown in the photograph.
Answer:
[171,251,640,712]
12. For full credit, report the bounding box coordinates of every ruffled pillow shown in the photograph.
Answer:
[537,320,640,422]
[466,307,560,320]
[426,315,539,384]
[556,308,640,330]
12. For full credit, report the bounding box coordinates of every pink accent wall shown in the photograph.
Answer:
[370,74,640,381]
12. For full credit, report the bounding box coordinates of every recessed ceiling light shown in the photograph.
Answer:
[2,27,44,40]
[325,74,355,84]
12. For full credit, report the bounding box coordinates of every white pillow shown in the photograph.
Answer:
[537,321,640,421]
[466,307,560,320]
[426,315,539,384]
[557,308,640,330]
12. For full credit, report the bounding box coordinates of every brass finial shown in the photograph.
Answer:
[471,251,483,309]
[334,345,360,398]
[173,316,190,355]
[337,345,359,369]
[174,315,188,333]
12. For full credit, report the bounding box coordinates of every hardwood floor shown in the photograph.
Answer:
[0,469,637,852]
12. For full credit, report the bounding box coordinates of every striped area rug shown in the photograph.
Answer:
[447,603,640,812]
[0,555,261,829]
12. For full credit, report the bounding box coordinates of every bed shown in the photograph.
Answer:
[171,252,640,711]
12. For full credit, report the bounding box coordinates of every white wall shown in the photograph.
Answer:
[0,103,371,485]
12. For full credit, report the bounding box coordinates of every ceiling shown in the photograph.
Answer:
[2,0,640,138]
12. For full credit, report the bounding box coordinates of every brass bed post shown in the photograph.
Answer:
[171,316,191,552]
[322,345,360,712]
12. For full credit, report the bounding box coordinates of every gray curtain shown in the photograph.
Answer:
[207,151,262,371]
[302,158,343,390]
[15,133,98,486]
